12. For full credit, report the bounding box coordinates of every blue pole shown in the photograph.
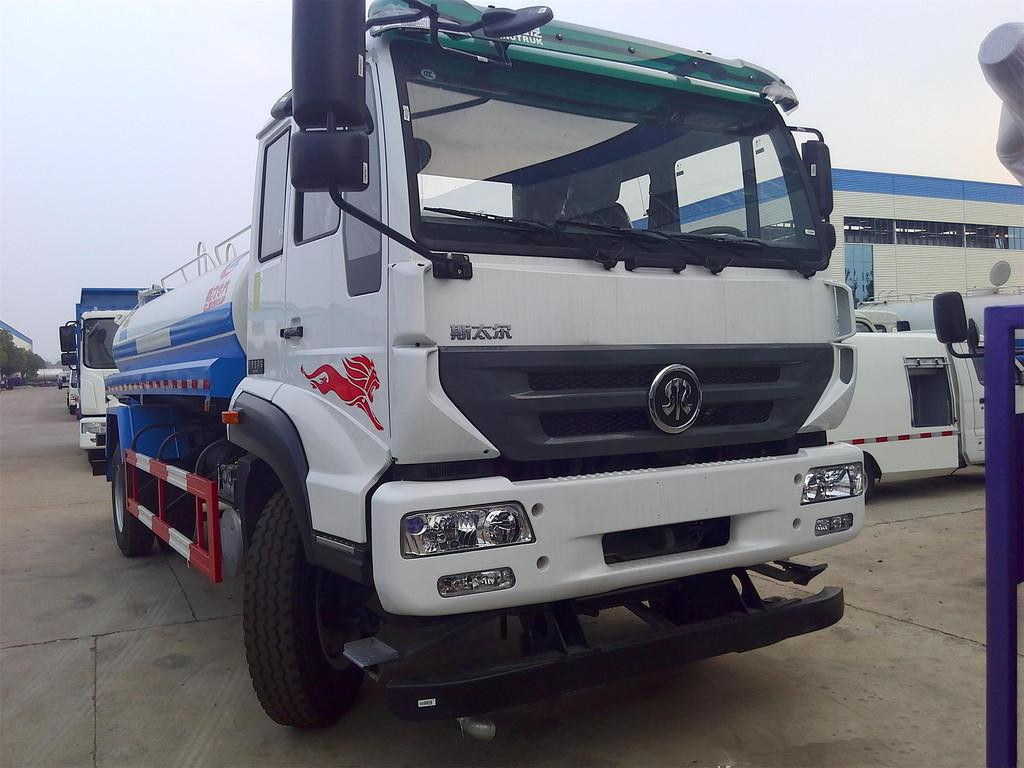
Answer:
[985,305,1024,768]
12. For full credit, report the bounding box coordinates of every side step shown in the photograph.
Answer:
[124,449,223,582]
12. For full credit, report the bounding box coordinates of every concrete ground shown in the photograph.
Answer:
[0,386,1019,767]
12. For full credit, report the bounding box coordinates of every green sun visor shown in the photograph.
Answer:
[367,0,798,111]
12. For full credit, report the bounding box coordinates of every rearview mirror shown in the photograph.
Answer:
[290,0,371,193]
[58,323,76,353]
[291,130,369,193]
[801,141,833,218]
[291,0,366,129]
[480,5,554,38]
[61,352,78,367]
[933,292,968,344]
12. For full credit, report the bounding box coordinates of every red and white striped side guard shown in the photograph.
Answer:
[844,430,957,447]
[124,449,222,583]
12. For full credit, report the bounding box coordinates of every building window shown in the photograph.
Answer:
[965,223,1009,249]
[1008,226,1024,251]
[843,217,893,244]
[895,219,964,247]
[845,243,874,304]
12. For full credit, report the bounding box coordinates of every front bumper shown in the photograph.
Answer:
[79,417,106,450]
[380,580,844,720]
[371,444,864,615]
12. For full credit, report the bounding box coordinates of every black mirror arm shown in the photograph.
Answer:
[367,1,511,66]
[327,187,472,280]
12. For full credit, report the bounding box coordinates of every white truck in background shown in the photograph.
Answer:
[99,0,866,733]
[66,371,79,415]
[828,331,986,493]
[76,310,128,472]
[60,293,138,473]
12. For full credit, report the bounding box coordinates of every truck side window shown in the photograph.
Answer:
[343,72,382,296]
[971,356,985,385]
[906,365,954,428]
[675,142,746,236]
[295,192,341,244]
[258,131,290,261]
[616,174,651,228]
[752,134,795,242]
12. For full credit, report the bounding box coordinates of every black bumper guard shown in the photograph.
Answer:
[363,572,843,721]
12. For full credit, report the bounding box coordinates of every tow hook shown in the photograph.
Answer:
[457,715,496,741]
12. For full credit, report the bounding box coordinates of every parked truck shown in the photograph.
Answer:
[102,0,865,731]
[66,371,79,415]
[58,289,141,472]
[828,331,987,493]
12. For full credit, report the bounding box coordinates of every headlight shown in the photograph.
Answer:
[82,422,106,435]
[801,462,864,505]
[401,502,534,557]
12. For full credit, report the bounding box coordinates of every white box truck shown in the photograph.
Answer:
[828,331,985,492]
[101,0,865,731]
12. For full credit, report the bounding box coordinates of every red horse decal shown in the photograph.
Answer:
[300,355,383,431]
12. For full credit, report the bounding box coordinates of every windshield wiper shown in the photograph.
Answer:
[425,207,729,274]
[683,235,820,278]
[424,207,556,237]
[554,219,726,274]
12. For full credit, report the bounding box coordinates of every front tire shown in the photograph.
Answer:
[111,449,154,557]
[243,490,365,728]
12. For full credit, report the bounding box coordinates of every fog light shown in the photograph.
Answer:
[401,502,533,557]
[802,462,864,504]
[814,513,854,536]
[438,567,515,598]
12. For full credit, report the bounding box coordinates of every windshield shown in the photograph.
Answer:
[395,39,822,270]
[82,318,118,369]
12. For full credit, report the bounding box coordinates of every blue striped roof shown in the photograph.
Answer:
[0,320,31,346]
[834,169,1024,206]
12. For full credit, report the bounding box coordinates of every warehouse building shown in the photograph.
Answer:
[0,320,32,351]
[822,169,1024,304]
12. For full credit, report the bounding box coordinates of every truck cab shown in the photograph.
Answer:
[77,310,127,469]
[104,0,866,731]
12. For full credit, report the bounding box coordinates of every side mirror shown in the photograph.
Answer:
[61,352,78,367]
[290,0,370,193]
[59,324,77,353]
[291,0,366,129]
[480,5,555,38]
[801,140,833,218]
[933,292,969,344]
[291,130,369,192]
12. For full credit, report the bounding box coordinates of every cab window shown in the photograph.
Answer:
[258,131,290,261]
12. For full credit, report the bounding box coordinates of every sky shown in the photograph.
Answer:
[0,0,1020,361]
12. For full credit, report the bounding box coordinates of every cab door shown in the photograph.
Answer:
[281,70,390,440]
[952,355,985,464]
[246,126,292,383]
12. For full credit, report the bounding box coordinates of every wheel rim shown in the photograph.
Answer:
[113,460,126,532]
[314,571,361,672]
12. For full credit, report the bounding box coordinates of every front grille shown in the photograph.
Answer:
[528,366,780,391]
[541,402,772,438]
[439,344,834,462]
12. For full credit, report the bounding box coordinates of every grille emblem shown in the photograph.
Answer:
[648,365,702,434]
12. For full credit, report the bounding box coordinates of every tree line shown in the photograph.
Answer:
[0,330,50,379]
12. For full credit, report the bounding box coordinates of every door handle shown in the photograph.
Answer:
[979,397,985,405]
[280,325,304,340]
